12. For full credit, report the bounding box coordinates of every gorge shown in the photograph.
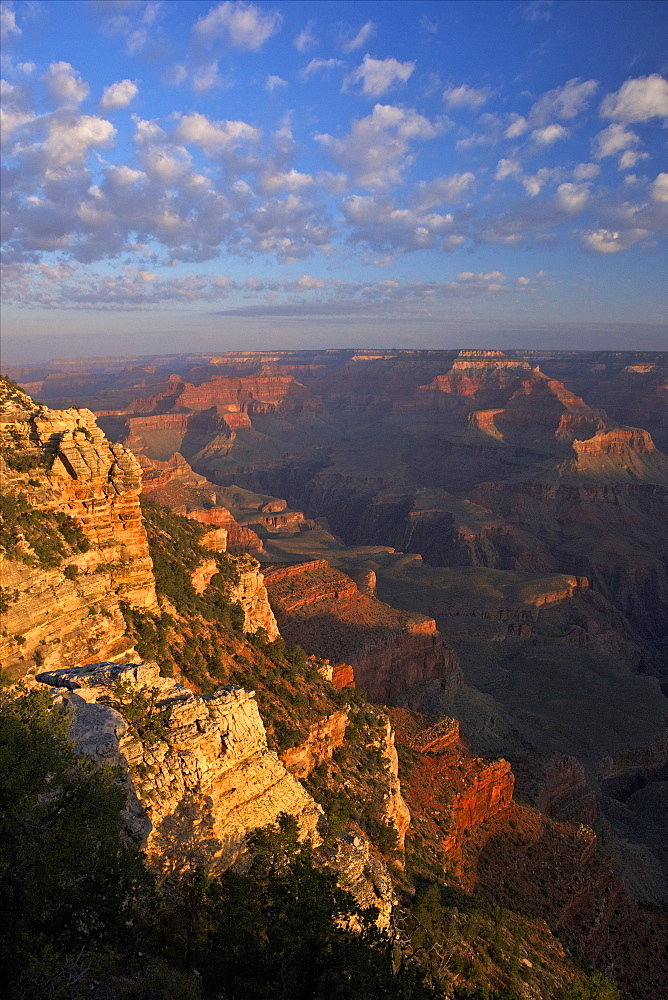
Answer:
[1,349,667,1000]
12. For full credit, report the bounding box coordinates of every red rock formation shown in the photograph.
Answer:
[185,507,264,555]
[387,709,514,868]
[572,426,657,457]
[263,561,461,704]
[282,710,349,780]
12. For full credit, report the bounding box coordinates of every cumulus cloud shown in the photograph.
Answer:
[443,84,491,110]
[45,62,90,106]
[505,114,529,138]
[601,74,668,122]
[259,168,313,194]
[302,58,344,79]
[532,123,568,145]
[345,55,415,98]
[98,0,162,56]
[0,2,20,41]
[591,122,639,159]
[173,111,260,156]
[342,20,376,53]
[194,1,282,51]
[618,149,648,171]
[316,104,440,188]
[340,194,460,253]
[581,227,649,254]
[530,78,598,124]
[650,172,668,203]
[573,163,600,181]
[266,74,287,92]
[556,182,590,214]
[413,173,475,208]
[42,114,116,176]
[101,79,139,111]
[294,20,316,52]
[495,158,522,182]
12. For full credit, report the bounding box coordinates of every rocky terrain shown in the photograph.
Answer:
[2,357,668,998]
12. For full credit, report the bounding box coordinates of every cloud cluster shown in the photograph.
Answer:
[345,55,415,98]
[194,1,282,51]
[316,104,440,188]
[2,261,536,311]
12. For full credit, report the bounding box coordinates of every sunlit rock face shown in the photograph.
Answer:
[37,661,323,870]
[0,380,156,679]
[262,559,461,705]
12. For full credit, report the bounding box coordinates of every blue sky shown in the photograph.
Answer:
[1,0,667,360]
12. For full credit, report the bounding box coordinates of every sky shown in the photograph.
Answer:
[1,0,667,362]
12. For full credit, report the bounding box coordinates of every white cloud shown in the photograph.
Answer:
[573,162,600,181]
[42,114,116,176]
[266,75,287,92]
[191,62,220,93]
[618,149,648,171]
[457,271,505,281]
[346,54,415,98]
[522,167,559,197]
[316,104,440,188]
[556,182,590,214]
[505,114,528,138]
[443,84,491,110]
[259,168,313,194]
[592,122,639,159]
[530,78,598,124]
[581,227,649,254]
[101,79,139,111]
[44,62,90,107]
[98,1,162,56]
[294,20,316,52]
[0,3,20,41]
[650,172,668,204]
[341,194,457,251]
[414,173,475,208]
[173,111,260,156]
[601,74,668,122]
[302,58,344,79]
[532,123,568,145]
[194,1,282,51]
[342,20,376,53]
[495,158,521,182]
[295,274,325,289]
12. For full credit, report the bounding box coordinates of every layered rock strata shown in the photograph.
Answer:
[37,661,323,870]
[263,560,461,705]
[0,385,156,678]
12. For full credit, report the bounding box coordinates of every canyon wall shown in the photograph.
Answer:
[263,560,461,704]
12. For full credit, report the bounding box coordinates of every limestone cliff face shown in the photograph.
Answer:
[228,555,279,639]
[282,710,349,780]
[0,384,156,678]
[263,560,461,704]
[37,661,323,870]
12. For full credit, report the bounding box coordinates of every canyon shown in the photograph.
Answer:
[2,350,668,997]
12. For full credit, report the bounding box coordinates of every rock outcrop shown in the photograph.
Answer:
[228,555,279,639]
[263,560,461,704]
[37,661,323,870]
[0,381,157,678]
[282,710,349,780]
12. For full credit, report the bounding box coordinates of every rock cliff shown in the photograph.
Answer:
[37,660,323,870]
[263,560,461,704]
[0,380,157,678]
